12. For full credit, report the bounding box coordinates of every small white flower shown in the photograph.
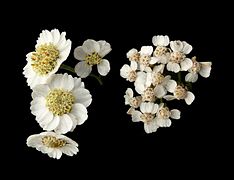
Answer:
[120,61,138,82]
[185,57,212,83]
[74,39,111,78]
[124,88,142,114]
[132,102,159,133]
[167,41,193,73]
[27,132,78,159]
[134,71,152,94]
[127,48,140,62]
[155,103,181,127]
[139,46,157,70]
[23,29,71,88]
[163,83,195,105]
[30,73,92,134]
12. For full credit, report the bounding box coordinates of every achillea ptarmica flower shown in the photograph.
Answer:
[31,73,92,134]
[27,132,78,159]
[23,29,71,88]
[120,35,212,133]
[74,39,111,78]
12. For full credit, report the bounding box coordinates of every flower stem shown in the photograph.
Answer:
[60,64,76,74]
[89,73,103,85]
[178,72,182,83]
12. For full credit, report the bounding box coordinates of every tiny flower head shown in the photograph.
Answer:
[120,61,138,82]
[74,39,111,78]
[27,132,78,159]
[23,29,71,88]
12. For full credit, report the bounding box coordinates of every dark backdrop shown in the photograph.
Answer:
[6,1,231,177]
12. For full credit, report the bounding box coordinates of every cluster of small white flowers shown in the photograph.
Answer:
[120,35,212,134]
[23,29,111,159]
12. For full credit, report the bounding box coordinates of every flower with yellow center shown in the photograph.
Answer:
[120,61,138,82]
[155,103,181,127]
[27,132,78,159]
[74,39,111,78]
[132,102,159,133]
[185,56,212,83]
[23,29,71,88]
[31,73,92,134]
[163,82,195,105]
[166,40,193,73]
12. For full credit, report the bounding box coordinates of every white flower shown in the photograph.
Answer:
[132,102,159,133]
[124,88,142,114]
[30,73,92,134]
[23,29,71,88]
[27,132,78,159]
[185,57,212,83]
[152,35,170,64]
[155,103,181,127]
[120,61,138,82]
[74,39,111,78]
[127,48,140,62]
[167,41,193,73]
[163,83,195,105]
[139,46,157,70]
[134,70,152,94]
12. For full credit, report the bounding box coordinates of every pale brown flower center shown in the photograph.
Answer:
[154,46,168,57]
[140,113,155,123]
[129,53,140,62]
[159,107,170,119]
[142,87,156,102]
[127,70,137,82]
[153,73,164,86]
[85,52,102,65]
[129,96,142,108]
[170,52,185,63]
[174,85,187,99]
[42,136,66,148]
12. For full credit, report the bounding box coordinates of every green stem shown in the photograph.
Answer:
[178,72,182,83]
[60,64,76,74]
[89,73,103,85]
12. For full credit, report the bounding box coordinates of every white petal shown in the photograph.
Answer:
[145,102,154,113]
[51,29,60,45]
[61,73,74,91]
[170,109,181,119]
[185,91,195,105]
[182,41,192,54]
[120,64,131,78]
[144,120,158,133]
[149,57,158,64]
[199,62,212,78]
[151,104,159,114]
[73,77,84,89]
[181,58,193,71]
[97,59,110,76]
[43,115,60,131]
[156,118,171,127]
[82,39,100,54]
[167,62,180,73]
[30,97,46,114]
[98,40,111,57]
[132,111,142,122]
[153,64,164,73]
[165,80,177,93]
[185,73,198,83]
[74,46,86,60]
[140,46,153,56]
[73,88,92,107]
[70,103,88,125]
[55,114,73,134]
[170,41,183,52]
[155,85,166,98]
[163,95,176,101]
[27,134,42,147]
[127,48,138,58]
[130,61,138,70]
[39,112,54,130]
[126,88,133,98]
[32,84,50,98]
[75,61,92,78]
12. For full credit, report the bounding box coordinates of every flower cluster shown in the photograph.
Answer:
[120,35,212,133]
[23,29,111,159]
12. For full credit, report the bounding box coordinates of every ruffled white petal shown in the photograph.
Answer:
[181,58,193,71]
[199,62,212,78]
[185,91,195,105]
[170,41,183,52]
[82,39,100,54]
[120,64,131,78]
[152,35,169,46]
[140,46,153,56]
[163,95,176,101]
[73,88,92,107]
[156,118,171,127]
[98,40,111,57]
[170,109,181,119]
[132,111,142,122]
[32,84,50,98]
[130,61,138,70]
[70,103,88,125]
[74,46,86,60]
[154,85,166,98]
[185,72,198,82]
[127,48,138,58]
[144,120,158,133]
[182,41,192,54]
[167,62,180,73]
[55,114,73,134]
[43,115,60,131]
[165,80,177,93]
[97,59,110,76]
[75,61,92,78]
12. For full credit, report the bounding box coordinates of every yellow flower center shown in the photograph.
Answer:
[153,73,164,86]
[129,53,140,62]
[140,113,155,123]
[170,52,185,63]
[159,107,170,119]
[42,136,66,148]
[31,43,59,75]
[174,85,187,99]
[154,46,168,57]
[46,89,75,116]
[85,52,102,65]
[142,87,156,102]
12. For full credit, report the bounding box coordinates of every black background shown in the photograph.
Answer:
[5,1,232,176]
